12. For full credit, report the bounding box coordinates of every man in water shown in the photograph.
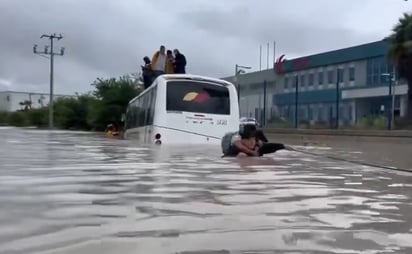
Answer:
[223,124,292,157]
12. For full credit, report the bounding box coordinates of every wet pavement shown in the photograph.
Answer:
[268,134,412,172]
[0,127,412,254]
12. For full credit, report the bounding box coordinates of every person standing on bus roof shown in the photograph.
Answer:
[166,50,175,74]
[141,56,153,89]
[173,49,186,74]
[151,45,167,78]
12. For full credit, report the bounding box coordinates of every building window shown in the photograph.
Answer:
[338,68,344,83]
[300,75,305,87]
[308,73,314,86]
[328,70,334,84]
[339,106,344,121]
[282,106,289,117]
[6,95,10,101]
[284,77,289,89]
[367,56,393,86]
[318,72,323,85]
[313,107,318,121]
[308,105,313,120]
[349,67,355,81]
[292,75,298,88]
[299,106,306,120]
[348,104,353,121]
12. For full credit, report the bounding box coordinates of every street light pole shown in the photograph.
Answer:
[234,64,252,112]
[263,80,267,126]
[392,79,397,129]
[33,33,64,129]
[294,75,299,128]
[335,68,340,129]
[235,64,240,101]
[381,71,396,130]
[388,74,393,130]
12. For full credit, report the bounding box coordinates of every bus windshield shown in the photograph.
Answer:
[166,80,230,115]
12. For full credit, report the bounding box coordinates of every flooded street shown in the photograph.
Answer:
[1,127,412,254]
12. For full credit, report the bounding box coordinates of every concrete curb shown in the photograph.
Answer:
[263,128,412,138]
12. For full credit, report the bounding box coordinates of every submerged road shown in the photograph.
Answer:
[267,133,412,172]
[0,127,411,254]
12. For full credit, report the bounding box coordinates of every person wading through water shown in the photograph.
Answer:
[221,124,293,157]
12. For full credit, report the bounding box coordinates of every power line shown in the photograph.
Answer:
[33,33,65,129]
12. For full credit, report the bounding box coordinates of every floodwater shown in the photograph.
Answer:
[1,127,412,254]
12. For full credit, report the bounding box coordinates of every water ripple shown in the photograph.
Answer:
[0,128,412,254]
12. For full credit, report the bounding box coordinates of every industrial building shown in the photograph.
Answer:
[0,91,72,112]
[222,39,409,127]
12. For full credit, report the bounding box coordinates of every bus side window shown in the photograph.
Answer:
[125,110,130,129]
[147,87,156,125]
[137,97,144,127]
[142,93,149,126]
[134,99,140,128]
[145,89,151,125]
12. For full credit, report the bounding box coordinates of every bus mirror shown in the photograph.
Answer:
[121,113,126,122]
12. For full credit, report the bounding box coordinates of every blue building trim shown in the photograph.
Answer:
[278,40,388,74]
[273,89,343,105]
[273,83,395,106]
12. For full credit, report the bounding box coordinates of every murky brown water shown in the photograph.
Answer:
[267,133,412,171]
[1,127,412,254]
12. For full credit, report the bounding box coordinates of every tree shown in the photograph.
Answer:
[19,100,32,111]
[387,13,412,118]
[90,75,142,130]
[54,94,98,130]
[2,74,143,131]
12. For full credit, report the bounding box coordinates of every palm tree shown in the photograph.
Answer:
[19,100,32,111]
[387,13,412,119]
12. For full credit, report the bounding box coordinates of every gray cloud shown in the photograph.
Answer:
[0,0,410,94]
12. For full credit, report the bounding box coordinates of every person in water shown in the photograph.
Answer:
[105,123,120,136]
[223,124,292,157]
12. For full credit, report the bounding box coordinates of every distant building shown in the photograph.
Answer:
[222,69,277,126]
[0,91,73,112]
[222,39,409,127]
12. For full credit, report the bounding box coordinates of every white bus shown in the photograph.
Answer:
[123,74,240,145]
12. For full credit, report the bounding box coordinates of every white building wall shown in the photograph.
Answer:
[349,100,356,125]
[0,91,72,112]
[400,94,408,117]
[0,93,11,111]
[239,91,274,124]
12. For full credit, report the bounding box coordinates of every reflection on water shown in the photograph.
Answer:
[0,127,412,254]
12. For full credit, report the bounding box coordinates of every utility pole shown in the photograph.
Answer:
[33,33,65,129]
[263,80,267,126]
[387,73,393,130]
[294,75,299,128]
[234,64,252,101]
[335,68,340,129]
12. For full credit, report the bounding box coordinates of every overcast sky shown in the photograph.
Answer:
[1,0,411,95]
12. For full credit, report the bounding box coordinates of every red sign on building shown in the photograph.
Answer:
[274,54,286,75]
[274,55,311,75]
